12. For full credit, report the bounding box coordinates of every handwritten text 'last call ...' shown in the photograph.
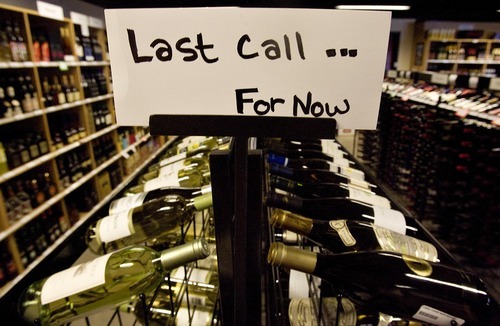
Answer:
[127,29,356,117]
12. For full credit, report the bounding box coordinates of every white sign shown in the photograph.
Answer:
[37,1,64,21]
[89,16,104,29]
[70,11,90,37]
[105,8,391,129]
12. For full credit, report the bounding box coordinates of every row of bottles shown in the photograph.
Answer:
[2,170,57,224]
[81,69,108,98]
[0,15,107,64]
[48,113,87,149]
[0,74,39,117]
[41,73,80,107]
[15,205,67,268]
[93,133,117,165]
[0,131,49,172]
[31,26,73,63]
[261,137,499,325]
[0,20,28,62]
[56,147,92,188]
[357,93,500,267]
[14,136,224,325]
[90,101,113,132]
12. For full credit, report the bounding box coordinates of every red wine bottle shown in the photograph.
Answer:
[268,243,499,325]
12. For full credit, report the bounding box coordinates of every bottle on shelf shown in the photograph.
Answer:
[108,185,212,215]
[269,164,375,191]
[270,209,438,262]
[85,192,213,254]
[269,176,390,208]
[268,242,500,325]
[0,141,9,174]
[18,239,210,326]
[0,23,13,62]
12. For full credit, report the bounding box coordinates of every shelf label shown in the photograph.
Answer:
[70,11,90,37]
[37,1,64,21]
[89,16,104,29]
[489,77,500,91]
[430,72,449,85]
[105,8,391,129]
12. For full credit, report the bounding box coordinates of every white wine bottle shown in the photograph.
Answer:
[85,193,213,254]
[268,243,500,325]
[169,266,219,307]
[125,168,210,195]
[18,239,210,326]
[108,185,212,215]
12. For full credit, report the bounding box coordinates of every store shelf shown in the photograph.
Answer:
[0,135,171,299]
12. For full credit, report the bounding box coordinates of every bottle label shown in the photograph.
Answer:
[347,177,370,190]
[98,210,135,243]
[412,305,464,326]
[144,174,180,191]
[173,267,210,284]
[176,307,210,325]
[109,192,148,215]
[41,253,112,304]
[348,187,391,208]
[288,298,318,326]
[339,166,365,181]
[372,224,438,262]
[159,151,187,167]
[333,157,350,167]
[159,160,185,177]
[372,206,407,235]
[330,220,356,246]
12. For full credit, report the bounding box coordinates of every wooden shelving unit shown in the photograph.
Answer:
[0,3,165,298]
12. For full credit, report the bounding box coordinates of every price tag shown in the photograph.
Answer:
[430,72,448,85]
[37,1,64,21]
[89,16,104,29]
[489,77,500,91]
[70,11,90,37]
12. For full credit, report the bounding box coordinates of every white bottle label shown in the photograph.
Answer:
[173,267,210,284]
[176,307,210,326]
[41,253,112,304]
[144,174,180,191]
[98,210,134,243]
[333,156,350,167]
[330,220,356,246]
[348,187,391,208]
[347,177,370,190]
[109,192,148,215]
[372,224,438,262]
[159,151,187,167]
[413,305,464,325]
[339,166,365,181]
[372,206,407,235]
[159,160,185,176]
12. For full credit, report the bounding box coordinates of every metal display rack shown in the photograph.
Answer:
[149,114,337,326]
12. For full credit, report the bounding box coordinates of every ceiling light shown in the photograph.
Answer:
[335,5,411,11]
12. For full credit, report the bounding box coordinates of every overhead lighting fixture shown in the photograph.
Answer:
[335,5,411,11]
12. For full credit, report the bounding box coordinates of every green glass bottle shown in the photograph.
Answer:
[18,239,210,326]
[86,193,213,254]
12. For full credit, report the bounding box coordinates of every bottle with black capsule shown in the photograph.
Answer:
[269,164,375,191]
[268,177,390,208]
[268,243,500,325]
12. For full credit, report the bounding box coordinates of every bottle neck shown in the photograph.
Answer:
[159,238,209,270]
[271,209,313,236]
[268,242,316,274]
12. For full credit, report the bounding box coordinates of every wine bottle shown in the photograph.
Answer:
[268,243,499,325]
[85,193,213,254]
[169,266,219,307]
[267,144,353,167]
[269,164,374,191]
[126,169,210,195]
[108,185,212,215]
[18,239,210,326]
[268,153,365,180]
[270,210,437,262]
[269,177,390,208]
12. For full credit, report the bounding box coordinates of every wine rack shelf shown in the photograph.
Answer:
[0,3,165,298]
